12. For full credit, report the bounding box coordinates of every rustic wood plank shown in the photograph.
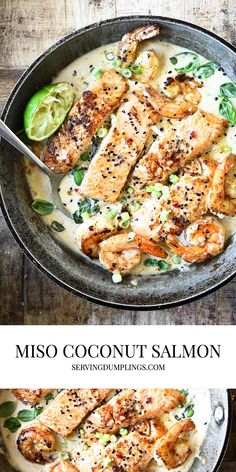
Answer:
[0,0,235,326]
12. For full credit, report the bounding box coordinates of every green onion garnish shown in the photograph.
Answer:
[105,51,115,61]
[106,208,118,219]
[120,68,132,79]
[97,127,108,138]
[172,255,181,264]
[112,58,122,68]
[127,187,134,194]
[91,67,104,80]
[130,63,142,75]
[120,212,130,222]
[130,202,141,213]
[160,210,170,222]
[169,174,180,184]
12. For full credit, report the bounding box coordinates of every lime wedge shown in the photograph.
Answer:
[24,82,74,141]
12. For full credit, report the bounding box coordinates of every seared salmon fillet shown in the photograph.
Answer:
[80,93,155,203]
[50,461,79,472]
[91,421,166,472]
[84,388,185,434]
[42,70,127,173]
[130,110,227,196]
[11,389,53,404]
[39,389,110,436]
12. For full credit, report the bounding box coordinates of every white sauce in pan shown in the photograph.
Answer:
[24,40,236,277]
[0,389,211,472]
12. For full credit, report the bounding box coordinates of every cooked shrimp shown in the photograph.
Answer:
[156,419,195,470]
[50,461,79,472]
[99,233,167,274]
[144,75,202,118]
[116,24,160,67]
[134,50,159,83]
[166,216,225,263]
[77,216,116,258]
[208,154,236,216]
[11,389,53,404]
[17,424,56,464]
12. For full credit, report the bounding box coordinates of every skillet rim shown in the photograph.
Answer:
[1,15,236,311]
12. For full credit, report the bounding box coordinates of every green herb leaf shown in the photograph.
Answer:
[158,260,169,271]
[219,98,236,125]
[144,258,160,267]
[170,52,200,73]
[180,389,189,397]
[18,409,35,422]
[73,198,100,224]
[72,167,85,186]
[44,392,54,404]
[31,199,54,215]
[193,61,219,79]
[4,417,21,433]
[51,221,65,232]
[0,401,16,418]
[34,406,43,417]
[81,150,89,161]
[220,82,236,98]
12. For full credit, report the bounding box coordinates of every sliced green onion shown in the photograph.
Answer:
[120,196,127,204]
[80,429,85,435]
[112,58,122,68]
[91,67,104,80]
[158,260,169,271]
[112,272,122,284]
[145,185,156,193]
[130,202,141,213]
[120,68,132,79]
[81,150,89,161]
[127,187,134,194]
[119,219,130,229]
[105,51,115,61]
[106,208,118,219]
[151,190,162,199]
[97,127,108,138]
[95,432,103,438]
[154,183,164,192]
[186,408,194,418]
[170,52,200,74]
[98,434,111,446]
[103,458,112,467]
[120,212,130,222]
[81,211,91,220]
[160,210,170,222]
[169,174,180,184]
[172,255,181,264]
[221,145,232,153]
[130,63,143,75]
[110,435,117,443]
[59,452,70,461]
[119,428,128,436]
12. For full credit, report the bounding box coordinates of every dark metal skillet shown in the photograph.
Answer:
[0,16,236,310]
[0,389,232,472]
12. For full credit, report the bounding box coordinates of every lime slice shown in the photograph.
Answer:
[24,82,74,141]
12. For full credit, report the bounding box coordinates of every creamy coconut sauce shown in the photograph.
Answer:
[0,389,211,472]
[25,40,236,278]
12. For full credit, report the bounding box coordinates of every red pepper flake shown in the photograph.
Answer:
[190,131,196,138]
[126,137,133,144]
[146,397,152,403]
[74,188,79,192]
[173,202,179,208]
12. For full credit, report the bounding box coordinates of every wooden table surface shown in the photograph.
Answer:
[0,0,236,327]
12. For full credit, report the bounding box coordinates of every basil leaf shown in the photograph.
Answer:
[73,198,100,224]
[144,258,159,267]
[18,409,35,422]
[220,82,236,98]
[170,52,200,73]
[34,406,43,417]
[4,417,21,433]
[44,392,54,404]
[31,199,55,215]
[193,61,219,79]
[219,98,236,125]
[51,221,65,232]
[0,401,16,418]
[72,168,85,186]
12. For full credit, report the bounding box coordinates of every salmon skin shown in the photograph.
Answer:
[80,93,155,203]
[130,110,227,196]
[42,70,127,173]
[39,389,110,436]
[11,389,53,404]
[83,388,185,434]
